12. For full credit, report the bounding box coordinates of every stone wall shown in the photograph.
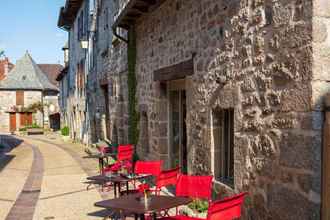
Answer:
[0,91,15,131]
[0,91,43,131]
[107,36,129,145]
[133,0,322,219]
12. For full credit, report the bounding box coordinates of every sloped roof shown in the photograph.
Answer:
[38,64,63,86]
[0,52,59,92]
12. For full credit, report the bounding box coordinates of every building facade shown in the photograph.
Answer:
[57,0,330,219]
[58,0,130,145]
[0,52,59,132]
[58,0,91,143]
[111,0,329,219]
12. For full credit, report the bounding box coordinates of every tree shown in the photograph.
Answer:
[0,50,4,58]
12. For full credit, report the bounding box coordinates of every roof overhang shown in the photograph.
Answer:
[113,0,167,29]
[58,0,84,29]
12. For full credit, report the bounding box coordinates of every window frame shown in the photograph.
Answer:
[212,108,235,187]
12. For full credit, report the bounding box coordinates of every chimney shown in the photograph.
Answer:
[4,58,9,76]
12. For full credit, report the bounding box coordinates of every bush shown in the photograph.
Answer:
[61,126,69,136]
[19,127,27,132]
[29,123,40,129]
[187,199,209,213]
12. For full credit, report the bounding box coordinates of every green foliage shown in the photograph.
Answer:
[188,199,209,213]
[29,123,41,129]
[127,26,139,146]
[19,127,27,132]
[23,102,44,113]
[19,123,41,131]
[61,126,69,136]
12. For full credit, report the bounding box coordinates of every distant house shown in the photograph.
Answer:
[0,52,59,132]
[0,57,14,80]
[38,64,63,87]
[38,64,63,130]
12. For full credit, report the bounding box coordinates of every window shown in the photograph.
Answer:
[77,11,85,40]
[16,91,24,106]
[213,108,234,186]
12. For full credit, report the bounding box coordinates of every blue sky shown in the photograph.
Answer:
[0,0,67,64]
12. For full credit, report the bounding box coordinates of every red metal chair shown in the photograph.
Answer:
[176,174,213,200]
[134,160,163,176]
[164,174,213,217]
[103,144,134,173]
[120,160,163,195]
[154,167,180,195]
[161,192,247,220]
[206,192,247,220]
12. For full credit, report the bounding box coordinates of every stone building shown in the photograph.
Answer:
[58,0,129,145]
[110,0,330,219]
[58,0,91,143]
[0,52,59,132]
[38,64,63,130]
[55,0,330,218]
[56,43,70,129]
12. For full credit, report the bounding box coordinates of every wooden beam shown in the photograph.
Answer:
[153,59,194,81]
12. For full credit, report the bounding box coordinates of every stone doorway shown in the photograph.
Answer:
[9,112,16,132]
[168,80,187,173]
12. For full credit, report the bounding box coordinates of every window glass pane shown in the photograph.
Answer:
[170,91,180,168]
[213,108,234,185]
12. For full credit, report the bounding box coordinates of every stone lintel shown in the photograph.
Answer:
[153,59,194,82]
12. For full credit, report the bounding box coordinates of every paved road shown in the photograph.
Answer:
[0,134,112,220]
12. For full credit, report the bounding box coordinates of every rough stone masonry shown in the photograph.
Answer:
[119,0,330,219]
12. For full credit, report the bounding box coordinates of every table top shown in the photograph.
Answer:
[95,194,192,214]
[87,174,151,183]
[84,152,116,159]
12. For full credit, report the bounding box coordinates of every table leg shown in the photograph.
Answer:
[152,213,157,220]
[99,158,102,174]
[114,183,118,198]
[126,182,129,192]
[139,214,145,220]
[134,214,138,220]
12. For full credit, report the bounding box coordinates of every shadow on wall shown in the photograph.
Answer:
[0,135,24,172]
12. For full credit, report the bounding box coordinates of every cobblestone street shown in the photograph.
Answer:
[0,133,113,220]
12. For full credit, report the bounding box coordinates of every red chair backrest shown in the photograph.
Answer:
[156,167,180,189]
[207,192,247,220]
[117,145,134,162]
[176,174,213,200]
[134,160,163,176]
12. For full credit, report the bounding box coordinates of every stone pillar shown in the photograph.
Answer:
[322,94,330,220]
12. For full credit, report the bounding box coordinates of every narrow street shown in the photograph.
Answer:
[0,134,110,220]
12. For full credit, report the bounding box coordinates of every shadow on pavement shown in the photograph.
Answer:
[0,154,16,173]
[0,135,24,154]
[0,135,23,172]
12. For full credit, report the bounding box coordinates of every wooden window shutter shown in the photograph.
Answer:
[16,91,24,106]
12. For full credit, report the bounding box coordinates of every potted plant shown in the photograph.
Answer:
[180,199,208,218]
[61,126,70,142]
